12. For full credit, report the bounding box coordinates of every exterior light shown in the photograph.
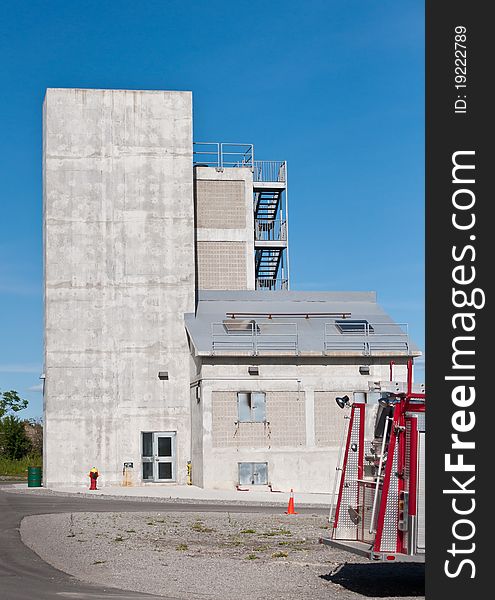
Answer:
[158,371,169,380]
[359,366,370,375]
[248,366,259,376]
[335,395,351,409]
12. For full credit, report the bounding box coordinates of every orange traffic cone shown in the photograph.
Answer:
[285,488,298,514]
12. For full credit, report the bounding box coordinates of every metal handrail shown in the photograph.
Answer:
[211,321,298,354]
[253,160,286,183]
[369,416,393,533]
[255,278,289,291]
[193,142,254,168]
[254,219,287,241]
[324,322,410,355]
[193,143,286,184]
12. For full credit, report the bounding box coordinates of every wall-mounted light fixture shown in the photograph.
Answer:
[335,395,351,409]
[248,366,259,376]
[359,366,370,375]
[158,371,169,380]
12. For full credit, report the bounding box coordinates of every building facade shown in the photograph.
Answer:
[43,88,419,490]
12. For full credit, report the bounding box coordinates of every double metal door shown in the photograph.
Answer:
[142,431,176,482]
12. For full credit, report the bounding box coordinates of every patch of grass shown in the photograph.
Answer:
[262,528,291,537]
[176,543,188,551]
[246,553,259,560]
[272,551,288,558]
[278,541,290,546]
[240,529,256,534]
[191,521,214,533]
[0,454,42,477]
[93,560,107,565]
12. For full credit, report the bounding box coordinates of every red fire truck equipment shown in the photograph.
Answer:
[321,360,425,562]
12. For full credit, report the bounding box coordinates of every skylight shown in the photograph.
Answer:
[335,319,373,334]
[223,319,258,333]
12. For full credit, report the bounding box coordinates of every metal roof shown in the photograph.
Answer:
[184,291,421,358]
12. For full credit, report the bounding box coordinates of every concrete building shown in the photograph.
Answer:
[43,88,420,490]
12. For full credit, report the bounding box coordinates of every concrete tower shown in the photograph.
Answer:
[43,89,194,486]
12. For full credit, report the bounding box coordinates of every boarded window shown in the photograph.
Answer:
[238,462,268,485]
[237,392,266,422]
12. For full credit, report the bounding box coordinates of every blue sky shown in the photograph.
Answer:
[0,0,424,419]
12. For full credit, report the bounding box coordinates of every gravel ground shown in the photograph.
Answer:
[21,511,424,600]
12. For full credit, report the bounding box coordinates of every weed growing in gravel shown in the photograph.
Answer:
[176,543,188,551]
[114,536,124,542]
[191,520,214,533]
[93,560,107,565]
[240,529,256,534]
[126,529,136,533]
[272,551,289,558]
[262,528,291,537]
[246,553,259,560]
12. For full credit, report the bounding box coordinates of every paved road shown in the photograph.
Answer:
[0,485,325,600]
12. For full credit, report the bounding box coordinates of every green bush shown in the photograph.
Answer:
[0,415,32,460]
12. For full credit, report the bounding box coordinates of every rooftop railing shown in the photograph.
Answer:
[211,321,298,355]
[193,142,253,168]
[193,142,286,183]
[324,322,410,355]
[253,160,286,183]
[207,319,410,355]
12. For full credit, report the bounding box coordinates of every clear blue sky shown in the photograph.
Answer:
[0,0,424,419]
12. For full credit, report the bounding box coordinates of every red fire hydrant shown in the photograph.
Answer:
[89,467,99,490]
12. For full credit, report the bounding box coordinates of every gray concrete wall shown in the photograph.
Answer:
[43,88,194,487]
[194,167,255,290]
[195,358,410,493]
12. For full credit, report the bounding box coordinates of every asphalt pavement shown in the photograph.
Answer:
[0,484,324,600]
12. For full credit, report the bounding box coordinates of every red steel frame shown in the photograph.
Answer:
[332,359,425,559]
[374,359,425,555]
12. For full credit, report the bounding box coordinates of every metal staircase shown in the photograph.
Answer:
[255,249,284,289]
[254,190,281,220]
[253,178,288,290]
[193,142,290,291]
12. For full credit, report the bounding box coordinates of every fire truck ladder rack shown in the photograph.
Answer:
[321,359,425,563]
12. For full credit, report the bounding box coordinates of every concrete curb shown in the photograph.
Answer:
[4,484,330,510]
